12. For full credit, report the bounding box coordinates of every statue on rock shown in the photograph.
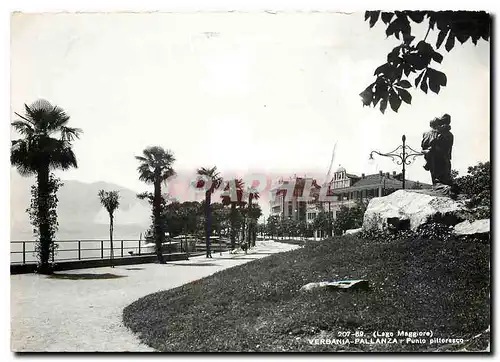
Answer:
[421,114,459,198]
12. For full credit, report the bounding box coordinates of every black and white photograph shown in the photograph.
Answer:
[8,3,491,353]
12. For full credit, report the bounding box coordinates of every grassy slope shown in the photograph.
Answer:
[123,236,490,352]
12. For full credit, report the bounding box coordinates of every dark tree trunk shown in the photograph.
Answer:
[37,165,52,275]
[230,203,236,250]
[246,195,252,248]
[205,192,212,258]
[153,175,164,264]
[241,217,246,246]
[109,213,114,268]
[247,222,253,248]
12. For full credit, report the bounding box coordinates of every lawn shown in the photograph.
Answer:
[123,235,490,352]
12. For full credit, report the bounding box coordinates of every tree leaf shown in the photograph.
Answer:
[415,70,426,87]
[381,12,394,24]
[372,80,388,107]
[428,73,441,94]
[445,33,456,52]
[410,53,429,71]
[374,63,390,76]
[420,77,428,94]
[359,86,374,106]
[403,34,415,44]
[367,11,381,28]
[427,68,447,94]
[397,88,412,104]
[385,18,402,37]
[456,33,469,44]
[417,41,433,56]
[406,11,425,23]
[428,16,437,30]
[432,51,443,64]
[436,29,448,49]
[389,91,402,112]
[379,98,388,114]
[397,80,412,88]
[373,92,382,107]
[428,68,447,87]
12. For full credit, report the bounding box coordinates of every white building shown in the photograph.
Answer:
[269,166,430,237]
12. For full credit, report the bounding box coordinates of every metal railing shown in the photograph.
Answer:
[10,239,161,265]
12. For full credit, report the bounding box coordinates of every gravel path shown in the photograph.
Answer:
[11,240,299,352]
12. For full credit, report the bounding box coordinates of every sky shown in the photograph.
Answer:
[11,12,490,204]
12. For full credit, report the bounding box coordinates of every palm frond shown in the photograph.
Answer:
[160,168,176,183]
[60,126,83,141]
[136,146,176,185]
[11,120,35,137]
[10,139,36,176]
[14,111,35,125]
[11,99,81,178]
[196,166,223,194]
[137,163,155,184]
[135,156,149,163]
[48,140,78,170]
[98,190,120,214]
[46,104,71,132]
[137,191,153,201]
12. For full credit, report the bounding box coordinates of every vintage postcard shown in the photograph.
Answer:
[10,9,490,353]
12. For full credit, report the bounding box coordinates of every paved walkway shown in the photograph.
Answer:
[11,240,299,352]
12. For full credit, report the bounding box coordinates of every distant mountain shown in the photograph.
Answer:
[10,171,151,241]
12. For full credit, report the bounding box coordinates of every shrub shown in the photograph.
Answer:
[456,161,490,216]
[360,222,454,242]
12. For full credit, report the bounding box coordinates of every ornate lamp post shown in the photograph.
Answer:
[369,135,423,189]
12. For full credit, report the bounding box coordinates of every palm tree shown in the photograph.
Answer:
[221,178,245,250]
[196,166,222,258]
[247,204,263,247]
[245,187,260,248]
[136,146,175,263]
[11,99,82,274]
[98,190,120,268]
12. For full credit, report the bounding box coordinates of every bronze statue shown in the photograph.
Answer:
[421,114,458,196]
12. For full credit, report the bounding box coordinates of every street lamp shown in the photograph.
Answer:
[369,135,423,190]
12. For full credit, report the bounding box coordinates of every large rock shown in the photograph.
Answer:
[453,219,490,236]
[362,190,467,232]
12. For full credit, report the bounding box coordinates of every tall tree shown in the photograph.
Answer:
[136,146,176,264]
[11,99,82,274]
[220,178,245,250]
[333,202,366,236]
[245,187,260,248]
[98,190,120,268]
[211,202,229,252]
[247,204,262,247]
[266,215,280,239]
[196,166,223,258]
[313,211,330,239]
[360,11,490,113]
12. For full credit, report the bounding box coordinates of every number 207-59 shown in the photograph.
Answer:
[338,331,364,337]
